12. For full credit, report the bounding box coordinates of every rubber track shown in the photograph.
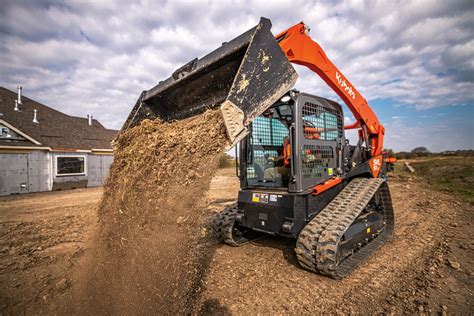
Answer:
[212,203,247,247]
[295,178,394,278]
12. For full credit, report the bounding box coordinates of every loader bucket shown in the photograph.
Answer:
[122,17,298,145]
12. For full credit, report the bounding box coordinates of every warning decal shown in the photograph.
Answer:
[252,193,269,203]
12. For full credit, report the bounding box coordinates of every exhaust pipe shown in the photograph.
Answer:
[33,109,39,123]
[17,85,22,104]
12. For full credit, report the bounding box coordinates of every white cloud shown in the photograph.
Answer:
[384,116,474,152]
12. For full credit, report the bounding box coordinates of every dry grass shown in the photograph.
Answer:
[396,155,474,203]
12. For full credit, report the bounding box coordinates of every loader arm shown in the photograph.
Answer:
[276,22,384,157]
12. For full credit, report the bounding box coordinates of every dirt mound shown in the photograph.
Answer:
[76,109,228,314]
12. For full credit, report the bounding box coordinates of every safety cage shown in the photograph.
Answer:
[240,93,344,193]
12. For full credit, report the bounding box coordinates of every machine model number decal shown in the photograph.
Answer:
[372,158,381,171]
[369,155,383,178]
[336,71,356,100]
[252,193,269,203]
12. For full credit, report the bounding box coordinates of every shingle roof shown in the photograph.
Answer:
[0,86,118,150]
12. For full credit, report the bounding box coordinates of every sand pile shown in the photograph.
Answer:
[78,109,228,314]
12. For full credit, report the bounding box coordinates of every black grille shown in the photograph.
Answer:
[247,116,289,180]
[301,145,334,179]
[302,102,342,141]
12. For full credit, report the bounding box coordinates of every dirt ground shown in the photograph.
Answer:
[0,188,100,314]
[0,168,472,314]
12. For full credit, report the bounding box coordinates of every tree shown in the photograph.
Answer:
[218,153,235,168]
[383,148,394,155]
[411,147,430,154]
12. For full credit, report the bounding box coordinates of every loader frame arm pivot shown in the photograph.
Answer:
[276,22,384,157]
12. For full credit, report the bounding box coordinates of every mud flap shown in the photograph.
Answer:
[122,17,298,146]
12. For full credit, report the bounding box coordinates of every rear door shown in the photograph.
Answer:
[294,94,344,192]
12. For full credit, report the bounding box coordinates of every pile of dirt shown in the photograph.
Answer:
[75,109,228,314]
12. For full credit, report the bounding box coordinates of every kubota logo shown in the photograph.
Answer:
[336,72,356,100]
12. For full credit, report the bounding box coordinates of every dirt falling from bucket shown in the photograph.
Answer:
[77,109,228,314]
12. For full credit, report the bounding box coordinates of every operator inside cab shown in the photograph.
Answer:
[263,136,291,181]
[247,100,297,188]
[259,102,295,186]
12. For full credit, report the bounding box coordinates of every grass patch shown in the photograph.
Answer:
[404,156,474,203]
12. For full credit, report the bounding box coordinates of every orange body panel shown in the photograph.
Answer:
[385,157,397,163]
[276,23,384,157]
[368,155,383,178]
[312,177,342,195]
[344,121,361,130]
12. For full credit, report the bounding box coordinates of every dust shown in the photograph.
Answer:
[75,109,228,314]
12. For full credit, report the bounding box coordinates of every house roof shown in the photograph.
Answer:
[0,86,118,151]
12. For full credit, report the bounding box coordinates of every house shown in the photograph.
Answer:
[0,86,118,196]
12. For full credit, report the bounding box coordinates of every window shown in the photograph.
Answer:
[246,105,292,188]
[0,127,8,138]
[0,124,25,140]
[56,156,86,176]
[302,102,343,141]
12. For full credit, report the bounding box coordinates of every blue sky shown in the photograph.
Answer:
[0,0,473,152]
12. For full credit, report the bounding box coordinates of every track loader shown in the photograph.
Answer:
[123,18,394,279]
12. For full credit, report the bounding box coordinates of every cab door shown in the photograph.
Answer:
[294,94,344,192]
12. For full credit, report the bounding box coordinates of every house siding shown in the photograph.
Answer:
[0,153,28,195]
[0,150,113,196]
[87,154,113,187]
[27,150,51,193]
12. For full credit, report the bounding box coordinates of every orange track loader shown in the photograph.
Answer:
[123,18,394,278]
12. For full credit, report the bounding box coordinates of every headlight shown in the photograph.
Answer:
[280,95,291,102]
